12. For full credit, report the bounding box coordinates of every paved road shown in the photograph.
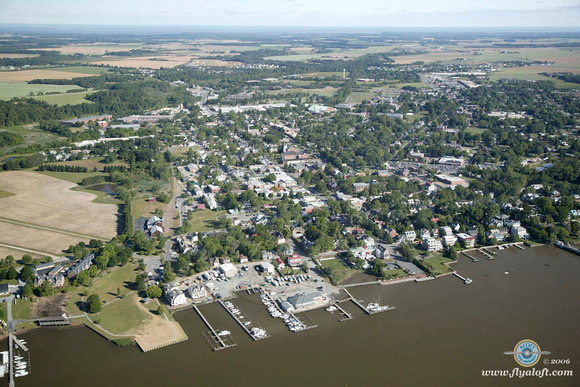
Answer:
[163,171,182,236]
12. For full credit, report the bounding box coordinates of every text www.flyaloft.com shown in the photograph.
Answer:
[482,368,573,378]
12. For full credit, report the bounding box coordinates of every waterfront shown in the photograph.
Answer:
[8,245,580,386]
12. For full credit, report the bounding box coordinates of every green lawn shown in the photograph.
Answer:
[65,287,88,316]
[0,81,84,100]
[0,189,15,198]
[383,268,408,280]
[87,263,138,303]
[32,90,95,106]
[190,209,226,232]
[131,197,165,220]
[348,91,376,104]
[12,299,33,320]
[423,255,455,276]
[91,292,150,335]
[0,301,7,326]
[320,258,359,285]
[464,127,488,135]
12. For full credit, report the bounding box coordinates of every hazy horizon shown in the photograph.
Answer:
[1,0,579,28]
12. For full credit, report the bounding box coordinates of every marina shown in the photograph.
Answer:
[260,291,318,332]
[218,299,269,341]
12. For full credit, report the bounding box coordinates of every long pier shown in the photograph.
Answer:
[333,303,352,322]
[192,305,236,351]
[477,248,494,260]
[461,251,479,262]
[217,300,269,341]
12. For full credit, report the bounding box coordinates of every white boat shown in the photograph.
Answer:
[15,371,28,377]
[217,330,231,336]
[464,278,472,284]
[326,306,338,312]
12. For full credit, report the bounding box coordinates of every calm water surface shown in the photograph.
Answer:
[8,246,580,387]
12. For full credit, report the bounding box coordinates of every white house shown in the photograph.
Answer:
[510,226,529,239]
[163,284,187,306]
[403,231,416,243]
[422,237,443,252]
[441,235,458,247]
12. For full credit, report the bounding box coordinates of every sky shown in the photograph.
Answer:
[0,0,579,28]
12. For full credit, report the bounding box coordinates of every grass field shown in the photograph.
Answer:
[0,125,65,155]
[423,255,455,276]
[12,299,33,320]
[131,197,166,220]
[0,171,118,240]
[465,127,488,135]
[32,90,95,105]
[487,66,580,89]
[43,66,110,74]
[347,91,376,104]
[37,43,145,55]
[91,55,197,69]
[54,157,128,171]
[320,258,359,284]
[87,263,139,303]
[0,81,84,100]
[90,292,150,335]
[383,268,408,280]
[268,87,338,98]
[189,209,226,232]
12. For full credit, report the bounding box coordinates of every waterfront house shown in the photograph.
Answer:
[287,254,302,267]
[163,283,187,306]
[456,233,475,248]
[422,237,443,252]
[188,285,208,302]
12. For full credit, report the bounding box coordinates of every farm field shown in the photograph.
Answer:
[37,170,105,184]
[0,171,118,240]
[0,82,83,100]
[37,43,146,55]
[52,157,128,172]
[31,90,95,105]
[487,66,580,88]
[90,55,196,69]
[0,53,40,58]
[0,246,43,260]
[0,219,91,255]
[0,67,108,82]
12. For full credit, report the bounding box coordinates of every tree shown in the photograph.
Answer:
[75,270,91,286]
[22,283,33,298]
[20,266,34,282]
[399,243,415,262]
[86,294,102,314]
[39,280,55,297]
[157,305,165,316]
[163,266,175,283]
[146,285,162,299]
[6,266,18,280]
[135,274,146,291]
[21,255,33,266]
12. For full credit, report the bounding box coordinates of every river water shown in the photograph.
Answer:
[8,246,580,386]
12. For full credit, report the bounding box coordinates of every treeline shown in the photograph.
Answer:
[121,199,133,236]
[81,175,106,186]
[37,164,88,173]
[2,153,45,171]
[544,72,580,85]
[28,72,136,89]
[103,165,127,173]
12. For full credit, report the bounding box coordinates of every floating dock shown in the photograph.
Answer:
[192,305,237,351]
[477,248,494,260]
[332,303,353,322]
[453,272,472,284]
[217,300,269,341]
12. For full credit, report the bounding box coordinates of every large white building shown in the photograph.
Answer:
[163,283,187,306]
[219,263,238,278]
[441,235,458,247]
[422,237,443,252]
